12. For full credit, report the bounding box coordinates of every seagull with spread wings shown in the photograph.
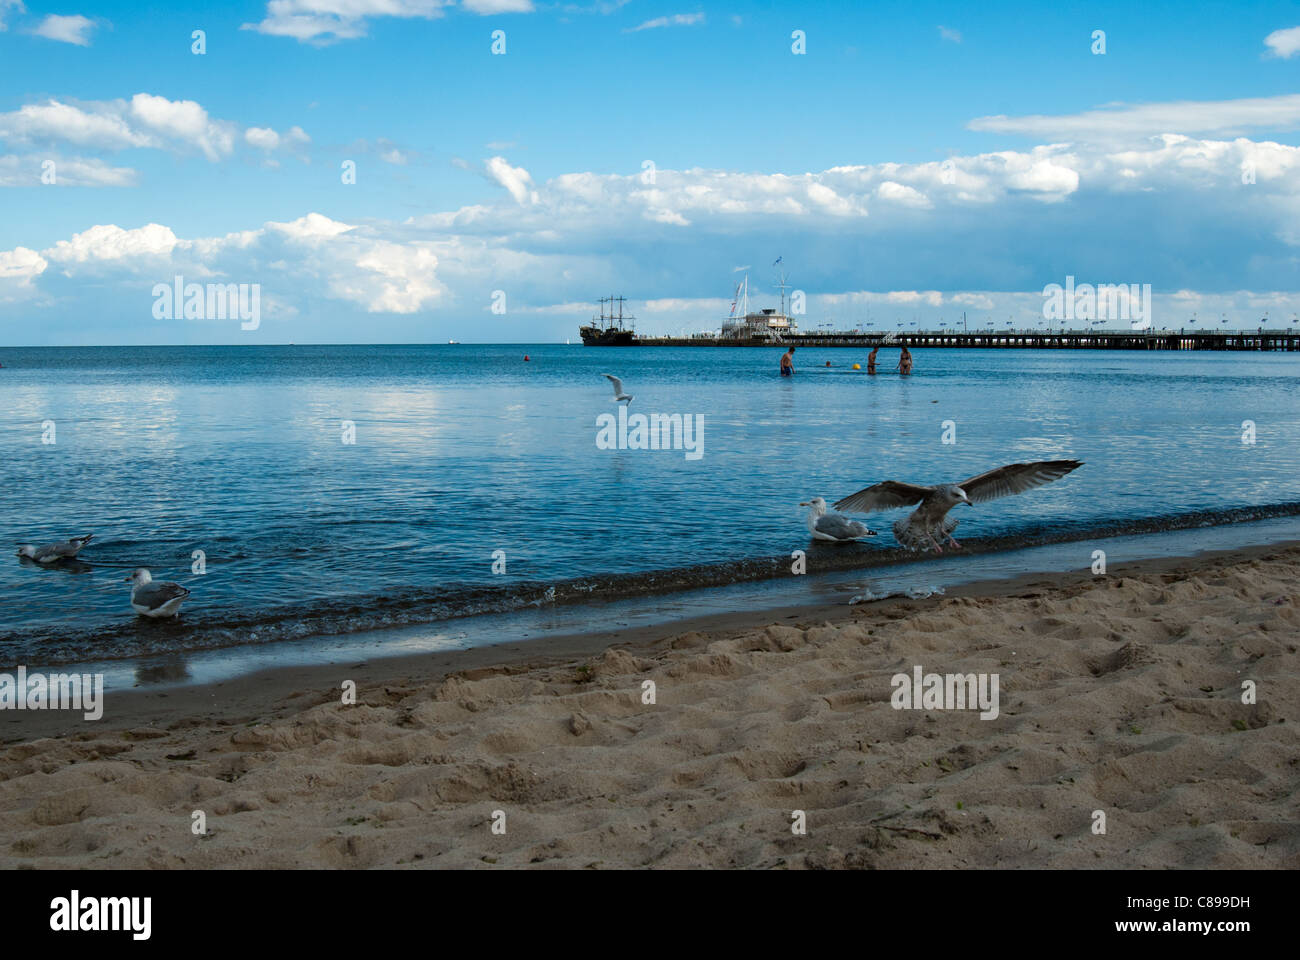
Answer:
[833,460,1083,553]
[603,374,633,406]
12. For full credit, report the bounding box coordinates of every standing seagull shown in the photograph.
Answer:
[125,568,191,618]
[833,460,1082,553]
[603,374,634,406]
[16,534,94,564]
[799,497,877,542]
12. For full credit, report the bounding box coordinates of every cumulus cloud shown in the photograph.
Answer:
[484,156,537,204]
[7,122,1300,339]
[245,125,310,152]
[31,13,97,45]
[625,13,704,33]
[1264,26,1300,59]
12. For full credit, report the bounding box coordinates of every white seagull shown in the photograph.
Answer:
[16,534,94,563]
[799,497,877,542]
[125,568,191,619]
[833,460,1083,553]
[603,374,633,405]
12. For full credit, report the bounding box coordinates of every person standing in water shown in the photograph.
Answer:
[780,346,796,376]
[866,346,879,374]
[897,346,913,375]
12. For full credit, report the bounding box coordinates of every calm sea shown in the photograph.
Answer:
[1,344,1297,665]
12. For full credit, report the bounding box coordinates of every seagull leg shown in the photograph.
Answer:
[927,533,944,554]
[946,535,962,549]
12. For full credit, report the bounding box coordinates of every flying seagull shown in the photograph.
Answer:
[16,534,94,564]
[125,568,191,618]
[833,460,1083,553]
[603,374,633,405]
[799,497,876,542]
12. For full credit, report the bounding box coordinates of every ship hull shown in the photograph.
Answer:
[579,326,639,346]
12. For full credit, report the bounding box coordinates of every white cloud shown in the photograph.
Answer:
[245,125,310,151]
[937,25,961,43]
[625,13,704,33]
[485,156,537,204]
[31,13,96,46]
[0,94,307,164]
[129,94,235,161]
[876,181,931,208]
[1264,25,1300,59]
[44,223,181,265]
[462,0,534,12]
[0,154,136,187]
[970,94,1300,141]
[242,0,452,44]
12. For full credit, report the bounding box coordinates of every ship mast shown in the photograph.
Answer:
[775,269,790,317]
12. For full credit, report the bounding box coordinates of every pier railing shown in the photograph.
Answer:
[627,330,1300,351]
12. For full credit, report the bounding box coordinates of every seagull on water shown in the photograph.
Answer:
[799,497,877,542]
[603,374,633,405]
[16,534,94,563]
[833,460,1083,553]
[125,568,191,618]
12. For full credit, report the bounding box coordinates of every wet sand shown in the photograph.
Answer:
[1,543,1297,869]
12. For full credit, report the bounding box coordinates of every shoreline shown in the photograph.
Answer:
[2,541,1297,869]
[5,538,1298,745]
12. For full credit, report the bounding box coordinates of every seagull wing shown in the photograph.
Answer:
[959,460,1083,504]
[833,481,933,514]
[603,374,624,396]
[134,581,191,610]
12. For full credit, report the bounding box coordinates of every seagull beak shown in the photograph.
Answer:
[799,501,809,506]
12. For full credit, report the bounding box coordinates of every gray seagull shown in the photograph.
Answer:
[125,568,191,619]
[16,534,94,564]
[833,460,1083,553]
[799,497,877,542]
[603,374,633,405]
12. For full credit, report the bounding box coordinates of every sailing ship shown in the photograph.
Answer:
[579,295,638,346]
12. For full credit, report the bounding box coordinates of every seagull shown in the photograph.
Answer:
[833,460,1083,553]
[16,534,94,564]
[799,497,877,542]
[125,568,191,618]
[603,374,633,405]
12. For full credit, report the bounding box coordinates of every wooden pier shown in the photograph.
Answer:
[628,329,1300,351]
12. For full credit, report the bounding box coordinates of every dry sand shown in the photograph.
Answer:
[1,544,1297,869]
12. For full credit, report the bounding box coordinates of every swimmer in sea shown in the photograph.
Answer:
[897,346,913,376]
[866,346,879,375]
[780,346,795,376]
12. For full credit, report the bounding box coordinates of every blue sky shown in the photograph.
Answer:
[2,0,1300,343]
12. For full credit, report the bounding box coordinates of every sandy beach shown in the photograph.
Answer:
[1,544,1296,870]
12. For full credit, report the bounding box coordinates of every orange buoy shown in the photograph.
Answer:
[524,355,530,361]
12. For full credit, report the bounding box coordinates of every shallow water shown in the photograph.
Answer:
[1,343,1296,664]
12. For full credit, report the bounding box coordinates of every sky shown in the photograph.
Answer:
[1,0,1300,344]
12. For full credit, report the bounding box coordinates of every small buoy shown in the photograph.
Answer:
[852,363,861,370]
[523,355,530,362]
[825,361,832,367]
